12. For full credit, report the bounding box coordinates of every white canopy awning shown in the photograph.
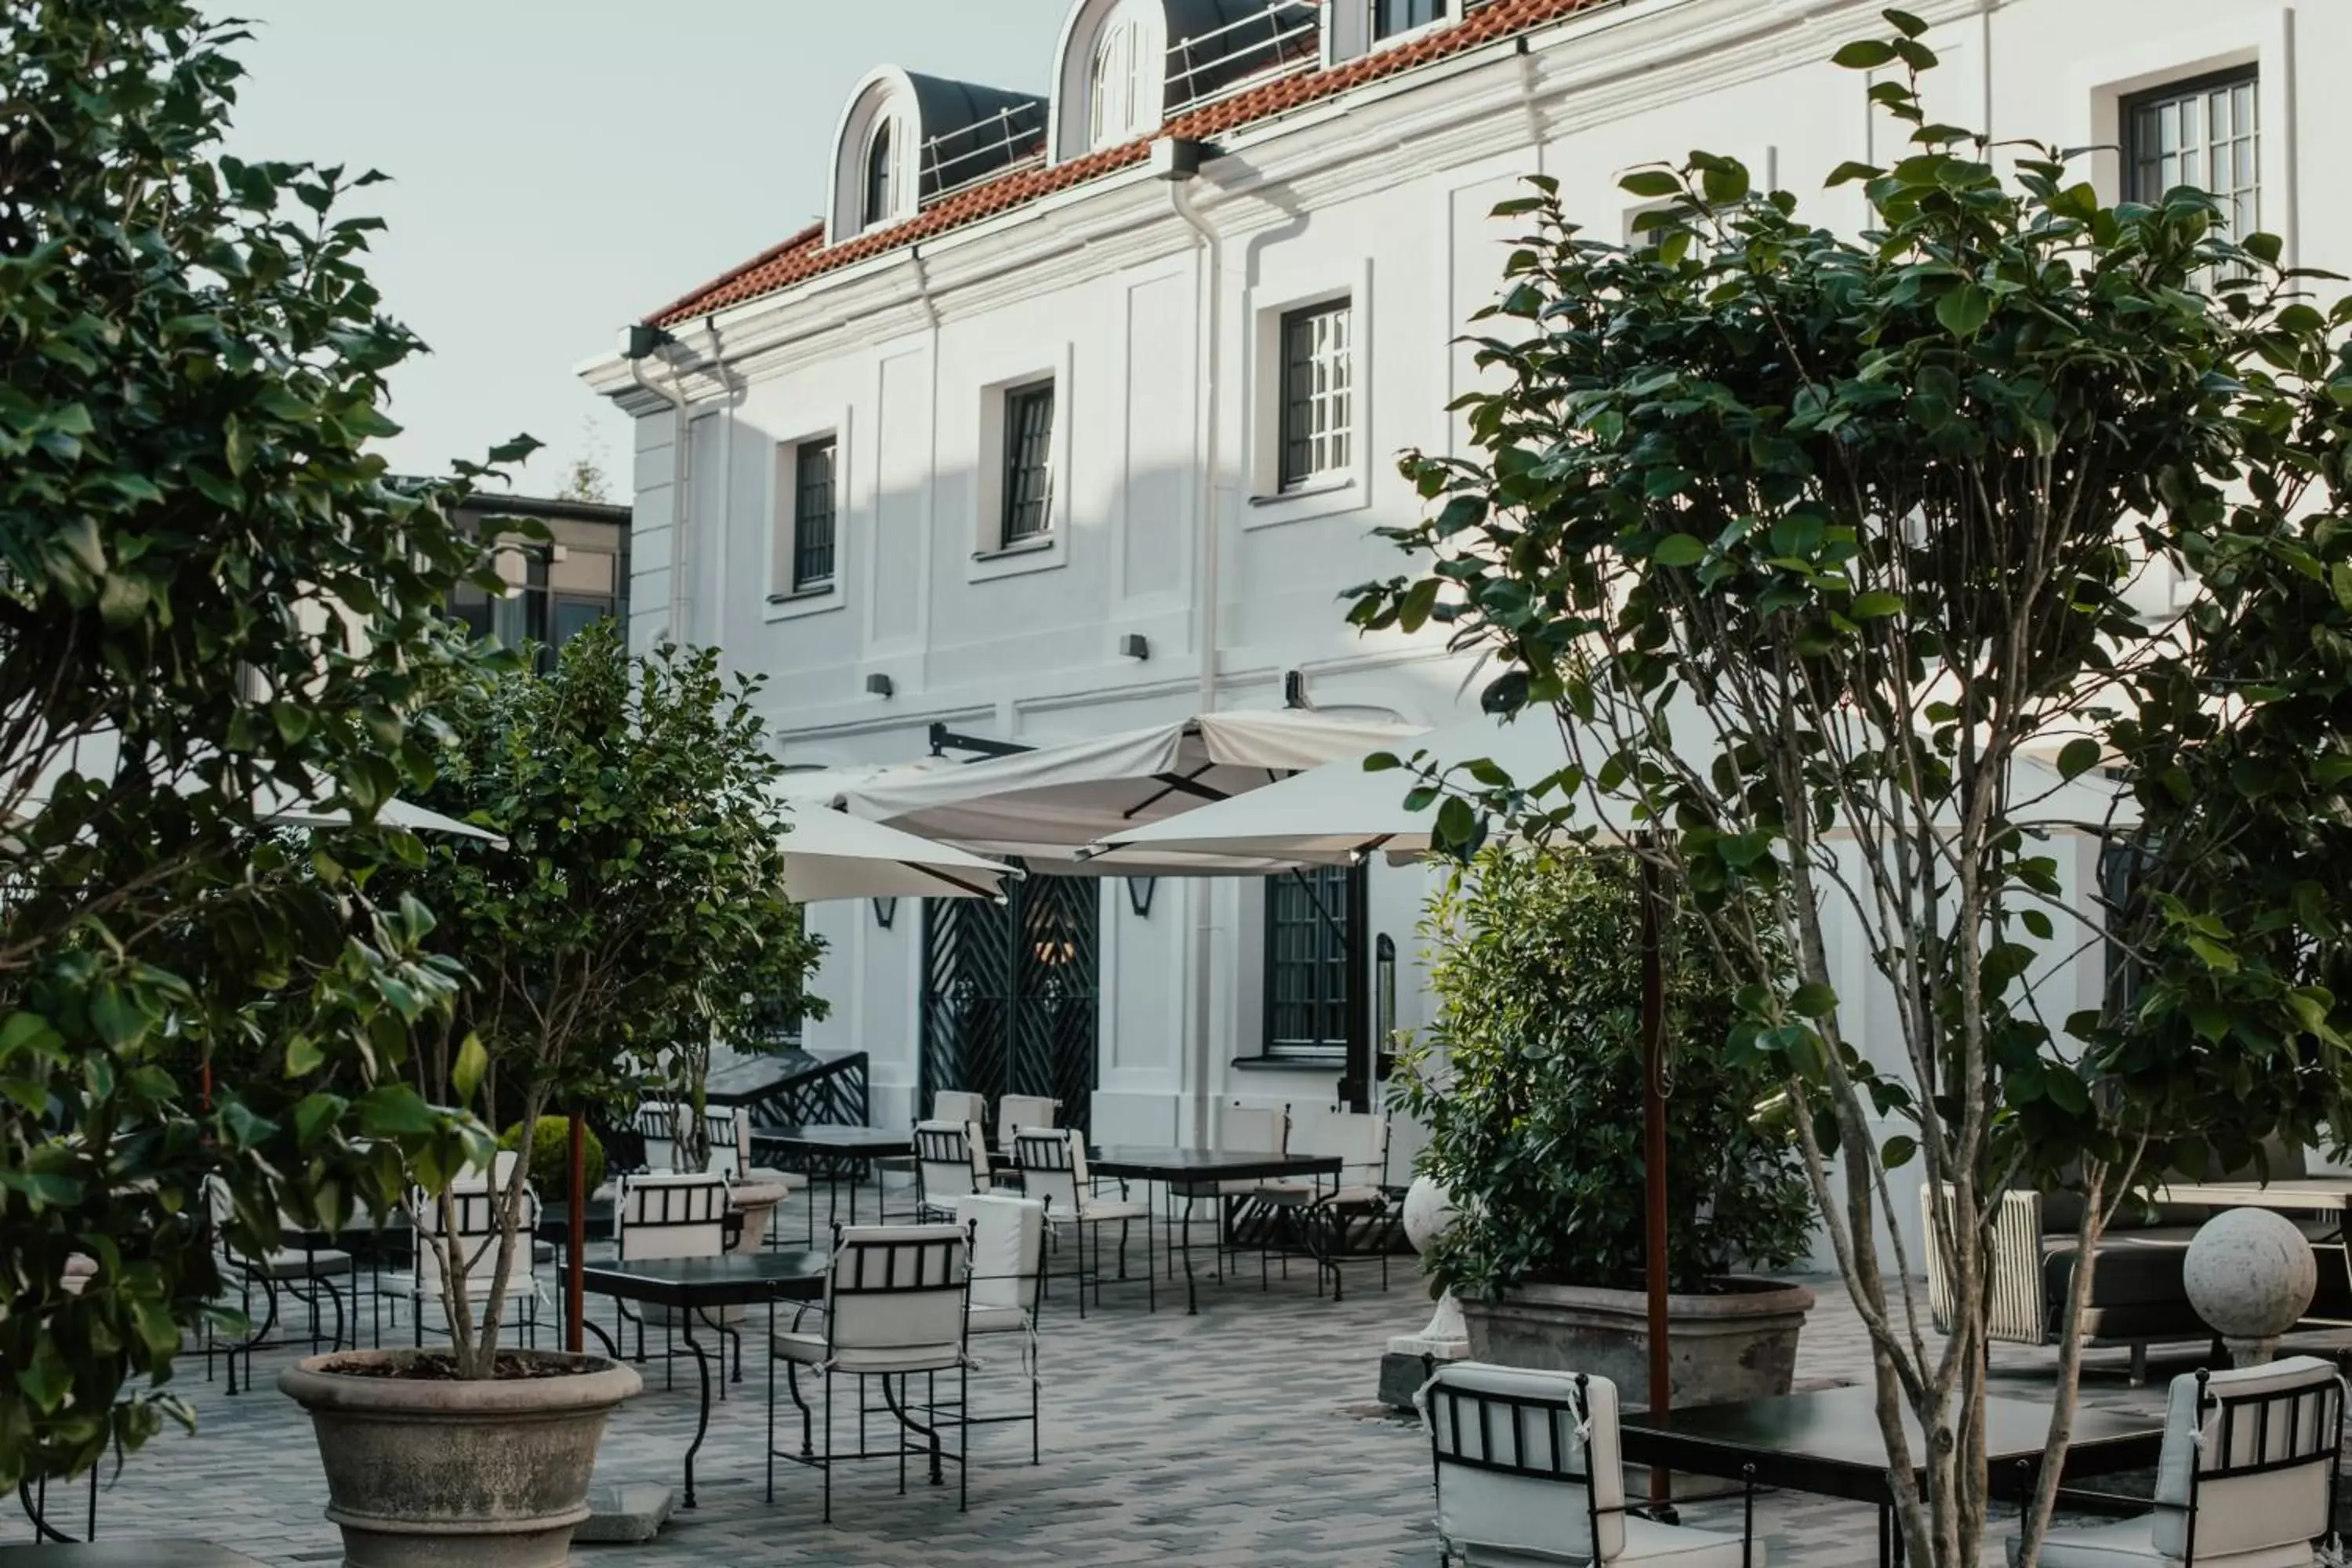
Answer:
[1098,713,2138,862]
[837,708,1428,874]
[777,804,1011,902]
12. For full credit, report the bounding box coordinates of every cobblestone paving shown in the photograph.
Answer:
[16,1187,2347,1566]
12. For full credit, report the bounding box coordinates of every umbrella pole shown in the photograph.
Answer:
[1639,850,1673,1510]
[567,1110,587,1356]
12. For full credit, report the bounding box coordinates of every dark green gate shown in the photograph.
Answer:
[920,869,1099,1138]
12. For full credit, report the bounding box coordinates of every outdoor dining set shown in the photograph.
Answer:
[193,1086,1407,1522]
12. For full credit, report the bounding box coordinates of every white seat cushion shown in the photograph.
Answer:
[1254,1181,1318,1203]
[2018,1518,2315,1568]
[742,1167,807,1192]
[965,1303,1029,1336]
[1076,1199,1149,1223]
[1314,1185,1388,1208]
[771,1330,966,1375]
[771,1330,828,1366]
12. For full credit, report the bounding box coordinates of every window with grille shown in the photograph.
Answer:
[863,121,898,230]
[1279,299,1353,492]
[1263,864,1361,1059]
[1000,383,1056,546]
[789,437,837,593]
[1373,0,1446,40]
[2124,68,2258,245]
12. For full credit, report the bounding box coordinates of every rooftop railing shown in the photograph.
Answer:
[1167,0,1323,115]
[920,101,1049,201]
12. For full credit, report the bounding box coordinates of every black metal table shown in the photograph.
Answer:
[1617,1386,2165,1566]
[580,1251,828,1508]
[749,1126,913,1240]
[1087,1147,1344,1315]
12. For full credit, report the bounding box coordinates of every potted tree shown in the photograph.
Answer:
[278,625,822,1567]
[1393,845,1815,1408]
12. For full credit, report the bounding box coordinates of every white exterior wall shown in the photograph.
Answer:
[587,0,2346,1272]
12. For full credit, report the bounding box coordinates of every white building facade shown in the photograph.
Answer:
[583,0,2338,1253]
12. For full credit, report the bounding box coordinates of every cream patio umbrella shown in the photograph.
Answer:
[1100,710,2136,1478]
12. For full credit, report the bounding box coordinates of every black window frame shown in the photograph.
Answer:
[2122,65,2259,224]
[1278,297,1354,492]
[1373,0,1447,41]
[789,435,838,593]
[1261,862,1364,1062]
[863,121,897,230]
[1000,381,1057,547]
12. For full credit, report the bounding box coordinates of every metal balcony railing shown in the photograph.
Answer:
[920,102,1048,202]
[1167,0,1323,115]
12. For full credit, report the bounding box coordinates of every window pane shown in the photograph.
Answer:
[1374,0,1446,40]
[1002,386,1055,545]
[2122,69,2258,292]
[793,437,837,591]
[1279,299,1353,492]
[864,122,895,228]
[1262,864,1359,1057]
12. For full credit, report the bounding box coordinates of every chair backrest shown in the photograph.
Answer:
[698,1105,745,1178]
[413,1180,541,1294]
[2151,1355,2342,1559]
[1308,1109,1389,1188]
[915,1120,990,1207]
[955,1193,1045,1316]
[934,1090,989,1131]
[825,1222,969,1371]
[1221,1100,1288,1156]
[1421,1362,1627,1563]
[997,1094,1059,1148]
[617,1172,730,1262]
[1013,1127,1080,1218]
[635,1102,680,1173]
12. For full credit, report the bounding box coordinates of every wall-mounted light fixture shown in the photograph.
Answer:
[1120,633,1150,662]
[1283,669,1311,710]
[872,897,898,930]
[1126,876,1157,918]
[866,673,895,699]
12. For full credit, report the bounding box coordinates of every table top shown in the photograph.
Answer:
[1087,1145,1345,1181]
[1618,1387,2161,1504]
[582,1250,829,1308]
[750,1124,913,1155]
[2156,1177,2352,1212]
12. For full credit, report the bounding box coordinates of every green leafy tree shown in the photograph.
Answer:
[0,1,519,1490]
[1395,847,1812,1298]
[397,624,824,1377]
[1347,13,2352,1562]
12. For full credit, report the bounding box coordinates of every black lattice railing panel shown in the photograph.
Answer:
[704,1050,870,1131]
[923,869,1098,1138]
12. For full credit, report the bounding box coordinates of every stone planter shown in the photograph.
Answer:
[1457,1275,1814,1410]
[280,1348,642,1568]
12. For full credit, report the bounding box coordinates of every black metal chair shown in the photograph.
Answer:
[767,1221,974,1522]
[2023,1355,2345,1566]
[1420,1362,1755,1566]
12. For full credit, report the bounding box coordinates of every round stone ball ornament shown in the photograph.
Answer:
[2182,1207,2317,1367]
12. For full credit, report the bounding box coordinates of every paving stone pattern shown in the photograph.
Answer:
[16,1186,2348,1566]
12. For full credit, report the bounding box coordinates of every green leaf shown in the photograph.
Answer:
[1398,577,1443,634]
[1831,38,1899,69]
[1618,169,1682,199]
[2056,738,2103,780]
[452,1032,489,1103]
[1882,7,1929,38]
[1879,1134,1918,1171]
[1652,535,1707,568]
[1936,282,1991,336]
[1791,982,1838,1019]
[1850,591,1904,620]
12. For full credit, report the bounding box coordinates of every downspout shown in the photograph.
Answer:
[1167,146,1221,1147]
[626,325,694,645]
[700,318,744,655]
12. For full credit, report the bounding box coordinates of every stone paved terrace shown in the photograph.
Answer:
[13,1190,2349,1566]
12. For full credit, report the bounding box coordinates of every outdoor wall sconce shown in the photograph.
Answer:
[866,673,895,699]
[1126,876,1157,918]
[1120,633,1150,661]
[872,897,898,930]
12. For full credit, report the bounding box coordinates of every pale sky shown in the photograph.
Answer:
[225,2,1074,498]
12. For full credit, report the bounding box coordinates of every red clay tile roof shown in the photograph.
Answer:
[645,0,1609,328]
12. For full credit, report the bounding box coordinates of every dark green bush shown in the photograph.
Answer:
[1395,846,1813,1298]
[498,1116,605,1201]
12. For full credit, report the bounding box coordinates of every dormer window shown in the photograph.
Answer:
[862,121,898,230]
[1089,19,1147,147]
[1372,0,1446,41]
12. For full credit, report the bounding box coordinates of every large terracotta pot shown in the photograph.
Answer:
[279,1348,641,1568]
[1457,1275,1814,1410]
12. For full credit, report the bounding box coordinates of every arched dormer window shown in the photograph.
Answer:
[1089,18,1147,147]
[862,121,898,230]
